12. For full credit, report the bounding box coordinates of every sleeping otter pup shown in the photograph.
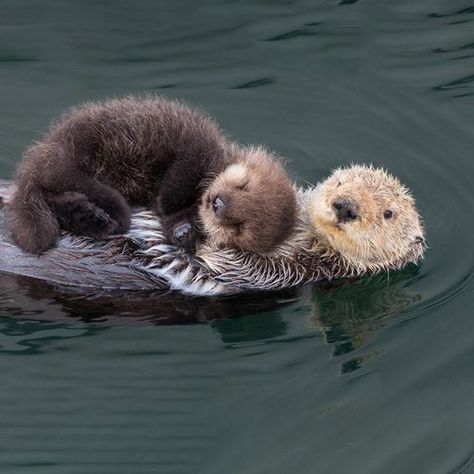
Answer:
[9,96,296,254]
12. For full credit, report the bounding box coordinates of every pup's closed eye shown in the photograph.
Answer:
[236,179,250,191]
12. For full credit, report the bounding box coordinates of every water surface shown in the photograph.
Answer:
[0,1,473,472]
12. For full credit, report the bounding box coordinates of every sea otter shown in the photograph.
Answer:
[9,96,296,255]
[0,166,426,296]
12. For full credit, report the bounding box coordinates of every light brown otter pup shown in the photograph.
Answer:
[9,96,297,255]
[199,145,296,254]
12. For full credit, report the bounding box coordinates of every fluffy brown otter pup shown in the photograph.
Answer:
[9,96,296,254]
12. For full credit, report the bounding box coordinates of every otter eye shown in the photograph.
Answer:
[383,210,393,219]
[236,179,250,191]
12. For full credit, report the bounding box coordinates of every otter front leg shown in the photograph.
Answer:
[48,192,120,239]
[161,205,203,250]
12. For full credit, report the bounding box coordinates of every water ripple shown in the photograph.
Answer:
[265,23,320,42]
[447,451,474,474]
[233,77,275,89]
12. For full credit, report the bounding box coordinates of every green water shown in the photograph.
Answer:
[1,0,474,472]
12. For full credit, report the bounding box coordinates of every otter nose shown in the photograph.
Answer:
[212,195,225,216]
[333,198,358,223]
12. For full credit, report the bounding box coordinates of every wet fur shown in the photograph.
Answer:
[10,96,296,254]
[122,166,425,294]
[196,166,426,291]
[0,166,426,296]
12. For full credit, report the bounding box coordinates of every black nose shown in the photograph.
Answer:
[212,195,225,216]
[333,198,358,223]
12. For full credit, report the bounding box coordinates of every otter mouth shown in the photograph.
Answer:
[313,215,343,237]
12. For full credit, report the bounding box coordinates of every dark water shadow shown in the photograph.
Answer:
[306,267,423,373]
[1,265,423,350]
[0,272,300,326]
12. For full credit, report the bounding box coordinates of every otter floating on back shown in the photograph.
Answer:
[0,166,426,296]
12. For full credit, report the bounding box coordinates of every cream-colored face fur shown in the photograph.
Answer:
[308,165,426,272]
[199,146,296,254]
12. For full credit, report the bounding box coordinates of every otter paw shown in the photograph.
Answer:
[165,220,196,249]
[174,223,192,243]
[85,206,120,238]
[161,207,202,249]
[170,222,196,249]
[51,192,119,239]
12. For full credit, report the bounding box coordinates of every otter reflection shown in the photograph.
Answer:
[0,266,421,353]
[0,273,299,327]
[309,267,422,373]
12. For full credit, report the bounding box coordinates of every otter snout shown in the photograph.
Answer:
[212,195,225,217]
[333,198,359,223]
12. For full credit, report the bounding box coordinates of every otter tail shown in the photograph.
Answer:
[9,140,132,254]
[9,142,63,254]
[9,182,60,254]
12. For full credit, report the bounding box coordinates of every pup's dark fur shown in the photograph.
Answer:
[10,96,297,255]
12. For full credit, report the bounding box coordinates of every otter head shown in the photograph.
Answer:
[199,146,297,254]
[308,165,426,272]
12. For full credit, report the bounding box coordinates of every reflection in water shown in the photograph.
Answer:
[309,268,422,373]
[0,317,94,354]
[0,266,423,367]
[0,273,299,326]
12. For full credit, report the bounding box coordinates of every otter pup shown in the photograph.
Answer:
[9,96,296,255]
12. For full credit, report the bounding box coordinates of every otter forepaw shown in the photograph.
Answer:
[174,223,192,243]
[161,206,203,250]
[162,216,196,250]
[84,206,120,239]
[169,221,197,249]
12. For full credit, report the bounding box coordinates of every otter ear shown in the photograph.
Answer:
[410,235,427,261]
[414,235,425,246]
[402,235,427,265]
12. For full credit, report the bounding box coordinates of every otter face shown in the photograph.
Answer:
[308,165,426,271]
[199,146,297,254]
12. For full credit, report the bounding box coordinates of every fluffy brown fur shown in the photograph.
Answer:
[199,145,297,254]
[9,96,297,254]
